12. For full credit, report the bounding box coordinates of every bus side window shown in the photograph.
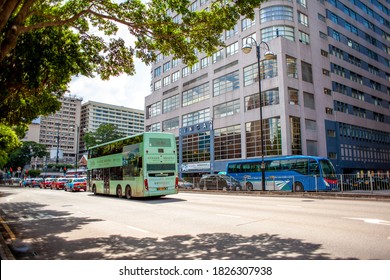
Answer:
[309,160,320,175]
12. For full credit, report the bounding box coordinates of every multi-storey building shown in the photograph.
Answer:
[38,94,82,165]
[79,101,145,155]
[145,0,390,175]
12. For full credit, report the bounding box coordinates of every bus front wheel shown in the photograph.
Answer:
[116,186,123,198]
[125,186,132,199]
[246,182,253,191]
[92,185,97,195]
[294,182,304,192]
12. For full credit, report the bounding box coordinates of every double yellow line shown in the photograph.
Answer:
[0,216,16,241]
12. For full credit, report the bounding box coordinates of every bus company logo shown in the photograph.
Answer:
[180,121,213,136]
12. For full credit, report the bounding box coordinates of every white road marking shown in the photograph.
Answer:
[277,204,303,208]
[126,225,149,233]
[216,214,241,218]
[345,217,390,226]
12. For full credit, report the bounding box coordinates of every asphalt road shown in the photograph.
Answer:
[0,186,389,260]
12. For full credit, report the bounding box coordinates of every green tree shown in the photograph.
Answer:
[0,124,21,168]
[1,0,266,128]
[7,141,49,171]
[83,123,126,149]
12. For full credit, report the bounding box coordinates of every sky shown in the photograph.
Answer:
[67,21,151,111]
[68,60,150,111]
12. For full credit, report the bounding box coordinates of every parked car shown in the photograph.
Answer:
[178,178,193,189]
[52,177,68,190]
[198,174,241,190]
[25,178,43,188]
[64,178,87,192]
[40,178,55,189]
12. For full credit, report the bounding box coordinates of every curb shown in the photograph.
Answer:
[0,219,15,260]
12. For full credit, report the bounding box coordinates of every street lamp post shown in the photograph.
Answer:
[75,124,79,177]
[242,38,276,191]
[56,123,60,164]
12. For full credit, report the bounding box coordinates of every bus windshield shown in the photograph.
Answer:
[319,159,336,177]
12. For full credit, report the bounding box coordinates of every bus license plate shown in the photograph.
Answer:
[157,187,167,191]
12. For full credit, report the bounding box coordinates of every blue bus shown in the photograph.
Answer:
[226,155,338,192]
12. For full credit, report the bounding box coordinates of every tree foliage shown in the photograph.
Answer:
[0,0,266,163]
[7,141,49,170]
[0,124,21,168]
[83,123,126,149]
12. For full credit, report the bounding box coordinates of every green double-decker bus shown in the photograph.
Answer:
[87,132,179,199]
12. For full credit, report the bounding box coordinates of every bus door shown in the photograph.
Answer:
[103,168,110,194]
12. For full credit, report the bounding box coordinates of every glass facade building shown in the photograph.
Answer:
[145,0,390,174]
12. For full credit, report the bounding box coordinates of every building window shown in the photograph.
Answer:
[245,93,259,111]
[191,62,200,73]
[154,80,161,91]
[182,83,210,107]
[162,94,179,114]
[246,117,282,157]
[213,71,239,97]
[299,30,310,44]
[182,108,210,127]
[226,42,239,57]
[201,57,209,69]
[288,88,299,105]
[290,116,302,155]
[154,66,161,77]
[303,92,315,109]
[215,125,242,160]
[261,57,278,79]
[301,61,313,83]
[213,99,240,118]
[163,61,171,72]
[147,102,161,118]
[243,63,258,87]
[307,141,318,156]
[286,55,298,78]
[326,107,334,115]
[225,24,238,39]
[261,25,295,42]
[182,66,190,77]
[162,117,179,131]
[182,132,210,163]
[241,17,255,31]
[163,76,171,87]
[260,6,294,23]
[305,119,317,131]
[324,88,332,95]
[172,71,180,83]
[148,123,161,132]
[212,49,223,64]
[298,12,309,27]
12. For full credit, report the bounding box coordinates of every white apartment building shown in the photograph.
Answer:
[79,101,145,155]
[145,0,390,175]
[38,94,82,165]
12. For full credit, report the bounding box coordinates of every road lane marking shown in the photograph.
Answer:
[127,225,149,233]
[345,217,390,226]
[216,214,241,218]
[277,204,303,208]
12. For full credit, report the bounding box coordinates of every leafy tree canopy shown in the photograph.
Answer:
[83,123,126,149]
[7,141,49,170]
[0,0,265,126]
[0,124,21,168]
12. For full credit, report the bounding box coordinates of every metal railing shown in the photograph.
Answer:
[178,173,390,194]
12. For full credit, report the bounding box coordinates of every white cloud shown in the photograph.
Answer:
[68,60,150,111]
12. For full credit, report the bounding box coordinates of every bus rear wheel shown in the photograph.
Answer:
[125,186,132,199]
[294,182,304,192]
[116,186,123,198]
